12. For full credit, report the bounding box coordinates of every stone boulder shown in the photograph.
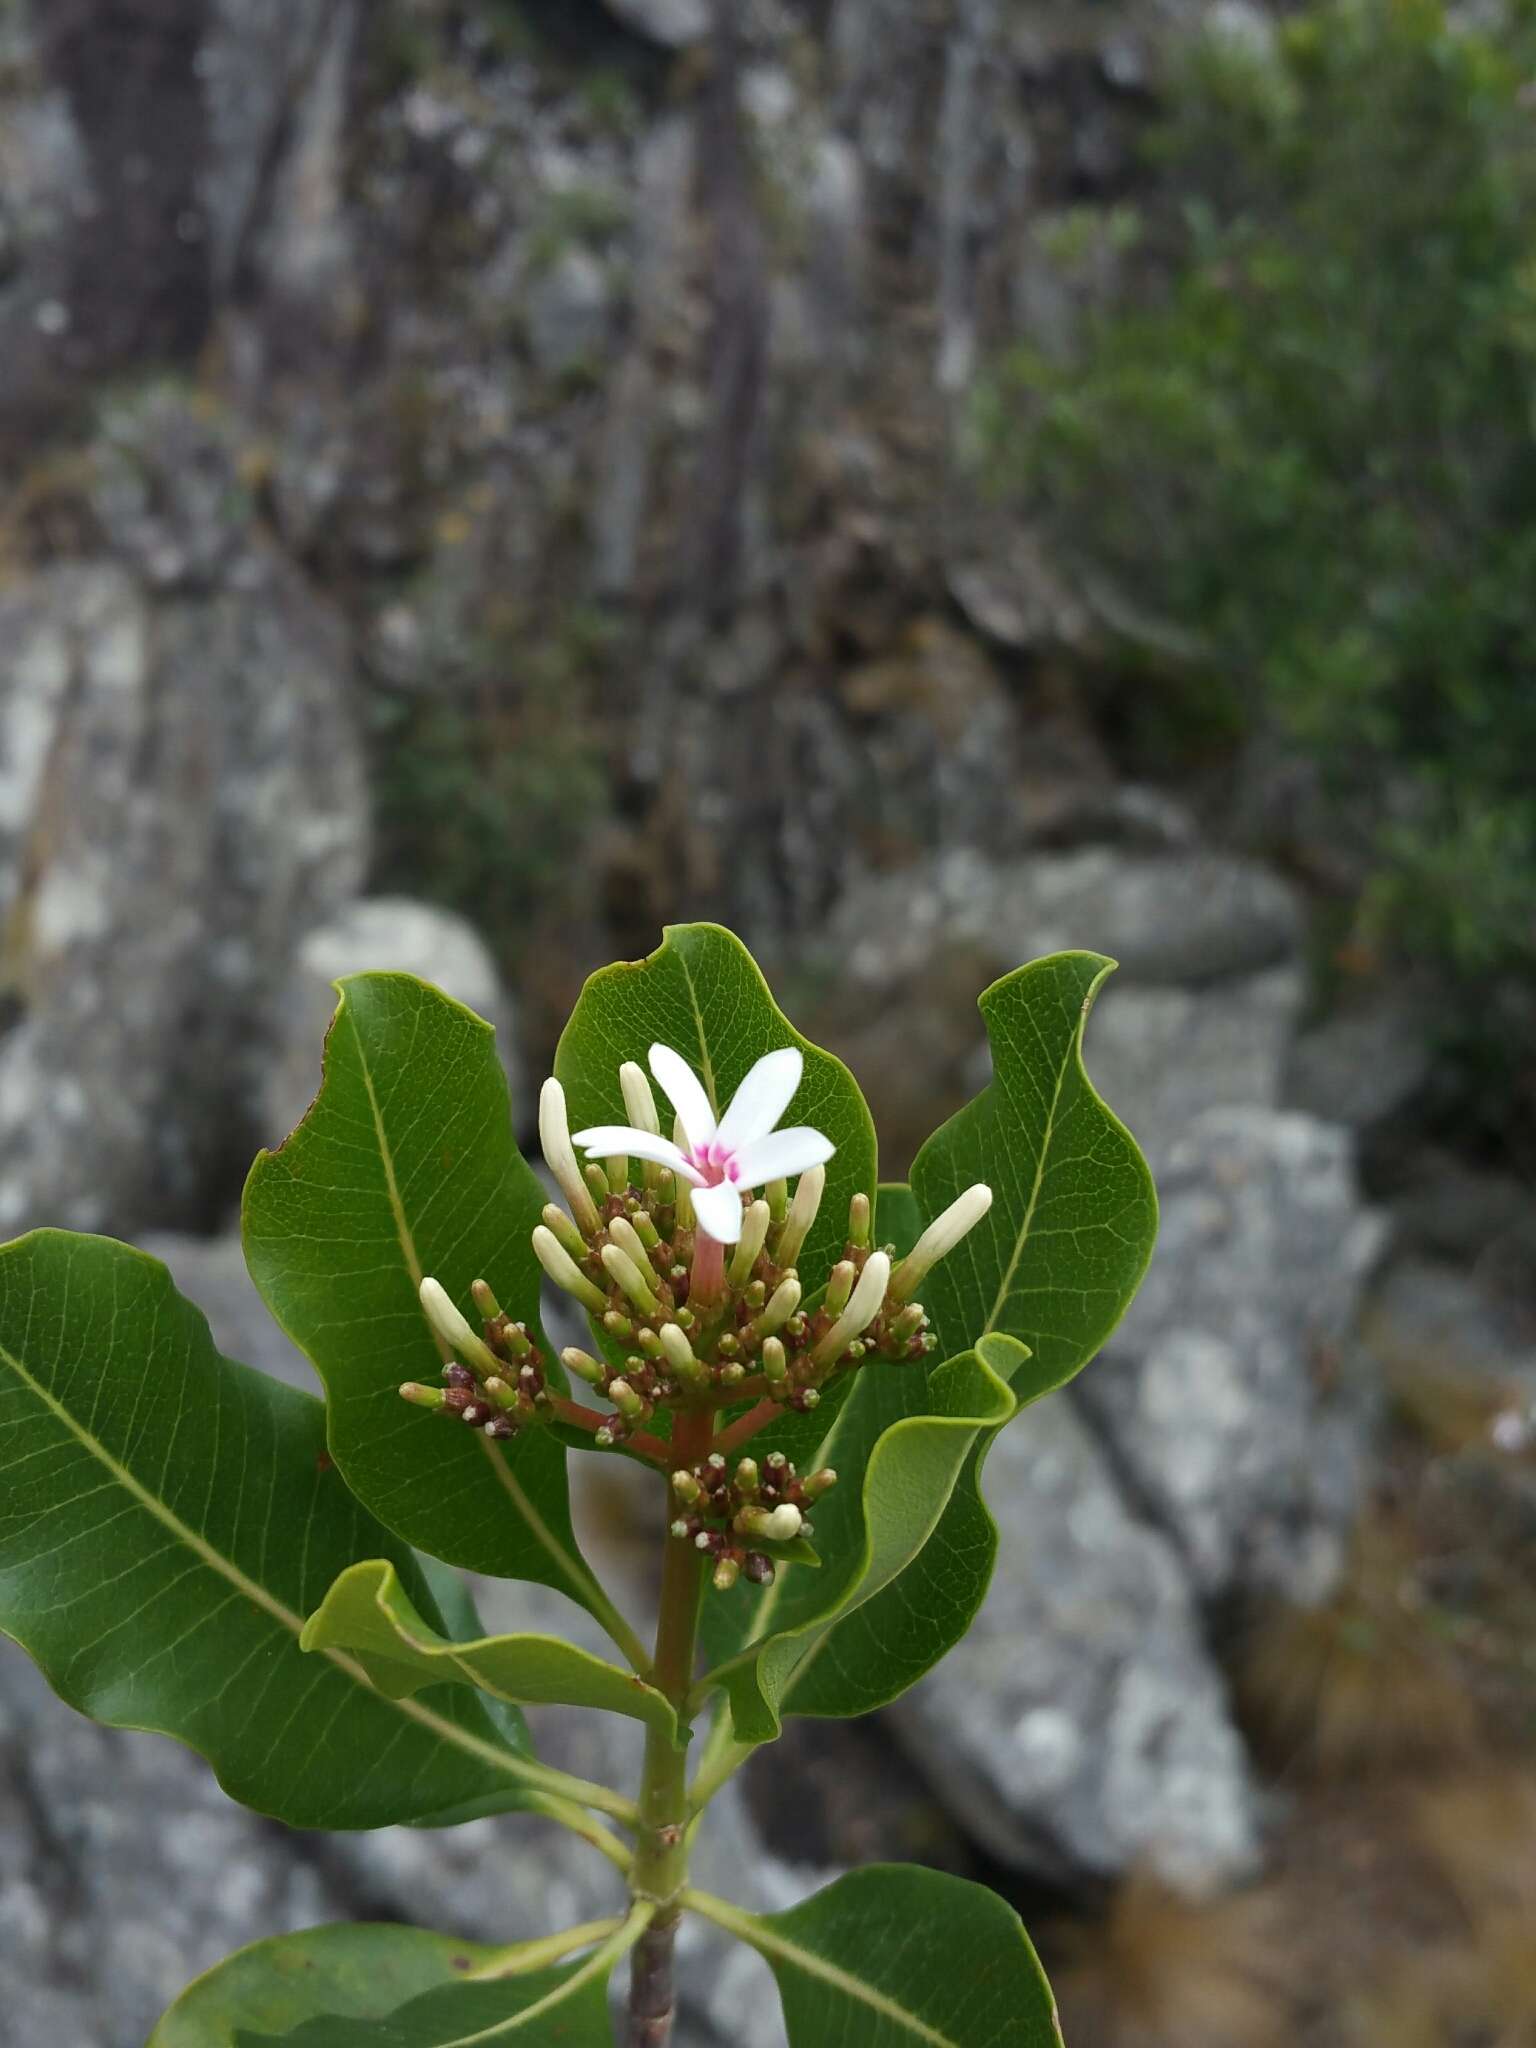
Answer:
[890,1396,1261,1895]
[262,897,521,1150]
[1078,1108,1388,1609]
[0,512,367,1239]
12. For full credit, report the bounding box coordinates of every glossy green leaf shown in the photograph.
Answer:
[911,951,1157,1375]
[0,1232,552,1830]
[150,1924,510,2046]
[304,1558,679,1740]
[554,923,877,1289]
[689,1867,1062,2048]
[243,973,619,1643]
[701,957,1156,1726]
[702,1334,1029,1743]
[230,1914,645,2046]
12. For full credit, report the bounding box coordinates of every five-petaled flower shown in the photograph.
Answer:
[573,1044,833,1245]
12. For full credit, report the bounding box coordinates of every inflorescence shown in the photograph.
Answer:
[400,1042,993,1594]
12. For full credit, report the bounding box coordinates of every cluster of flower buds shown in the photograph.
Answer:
[527,1051,994,1436]
[670,1450,838,1592]
[400,1277,552,1441]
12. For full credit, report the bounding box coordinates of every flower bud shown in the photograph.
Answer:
[620,1060,661,1134]
[713,1555,741,1592]
[735,1457,760,1498]
[608,1377,645,1421]
[540,1078,601,1234]
[775,1164,825,1268]
[601,1241,662,1315]
[659,1322,707,1387]
[609,1215,660,1286]
[584,1163,611,1205]
[743,1552,776,1586]
[824,1260,856,1316]
[420,1278,503,1377]
[889,1184,993,1301]
[541,1203,589,1262]
[734,1501,803,1544]
[761,1336,789,1386]
[765,1177,789,1223]
[561,1346,607,1388]
[531,1227,608,1314]
[847,1192,872,1250]
[750,1275,802,1343]
[672,1469,702,1506]
[728,1200,772,1287]
[802,1467,838,1499]
[471,1278,503,1319]
[399,1380,446,1410]
[812,1251,891,1366]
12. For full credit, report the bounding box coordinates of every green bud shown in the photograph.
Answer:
[560,1346,607,1388]
[802,1467,838,1499]
[761,1336,789,1385]
[531,1227,607,1313]
[540,1203,590,1261]
[847,1193,872,1250]
[603,1308,635,1342]
[608,1377,645,1420]
[584,1162,611,1203]
[601,1242,661,1315]
[671,1469,702,1505]
[398,1380,446,1410]
[471,1278,503,1320]
[735,1458,760,1498]
[765,1177,789,1224]
[713,1555,741,1593]
[825,1261,856,1316]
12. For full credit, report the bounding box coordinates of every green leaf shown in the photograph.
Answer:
[150,1925,510,2046]
[554,923,877,1289]
[229,1915,645,2046]
[701,956,1156,1726]
[303,1558,679,1740]
[243,973,620,1645]
[702,1334,1029,1744]
[0,1232,555,1830]
[689,1867,1063,2048]
[911,951,1157,1375]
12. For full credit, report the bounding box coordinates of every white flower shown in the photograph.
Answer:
[572,1043,834,1245]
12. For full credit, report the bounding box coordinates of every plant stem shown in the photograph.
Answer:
[469,1915,626,1978]
[625,1403,713,2046]
[710,1393,785,1457]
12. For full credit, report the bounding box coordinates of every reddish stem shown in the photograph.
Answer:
[710,1396,786,1458]
[549,1397,671,1468]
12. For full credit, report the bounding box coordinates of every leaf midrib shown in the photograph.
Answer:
[685,1891,960,2047]
[0,1334,544,1794]
[343,1000,608,1622]
[979,1004,1075,1338]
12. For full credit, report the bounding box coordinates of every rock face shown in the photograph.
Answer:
[890,1398,1261,1895]
[0,426,368,1236]
[1080,1108,1389,1607]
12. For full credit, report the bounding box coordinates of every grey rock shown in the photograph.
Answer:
[524,246,614,378]
[1079,1108,1388,1606]
[1082,964,1305,1172]
[890,1395,1261,1894]
[602,0,711,48]
[262,896,521,1149]
[137,1229,316,1392]
[1284,998,1434,1131]
[0,474,366,1240]
[1363,1256,1536,1401]
[824,847,1302,995]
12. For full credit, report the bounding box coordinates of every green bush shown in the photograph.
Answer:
[985,0,1536,1038]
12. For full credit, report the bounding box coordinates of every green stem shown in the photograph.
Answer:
[625,1403,713,2046]
[468,1916,627,1978]
[513,1758,639,1826]
[685,1719,752,1821]
[527,1792,636,1873]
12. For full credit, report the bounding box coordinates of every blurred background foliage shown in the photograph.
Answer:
[984,0,1536,1162]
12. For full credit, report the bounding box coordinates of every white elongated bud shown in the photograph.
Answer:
[775,1163,825,1268]
[620,1060,661,1135]
[539,1077,601,1234]
[813,1251,891,1365]
[541,1202,588,1260]
[659,1322,706,1385]
[419,1278,501,1375]
[532,1226,608,1314]
[602,1241,661,1315]
[609,1214,659,1286]
[752,1274,802,1341]
[671,1117,695,1228]
[890,1185,994,1301]
[727,1200,771,1287]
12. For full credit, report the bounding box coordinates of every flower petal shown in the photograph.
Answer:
[692,1179,746,1244]
[570,1126,703,1183]
[648,1044,717,1148]
[714,1047,803,1154]
[730,1126,836,1188]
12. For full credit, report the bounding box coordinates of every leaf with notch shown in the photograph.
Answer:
[0,1231,549,1830]
[243,973,613,1634]
[702,1334,1028,1744]
[303,1558,679,1740]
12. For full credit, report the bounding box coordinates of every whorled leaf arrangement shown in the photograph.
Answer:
[0,923,1156,2046]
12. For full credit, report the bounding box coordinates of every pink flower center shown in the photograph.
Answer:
[686,1140,740,1186]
